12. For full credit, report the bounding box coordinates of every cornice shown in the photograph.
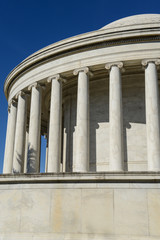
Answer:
[1,172,160,184]
[4,26,160,99]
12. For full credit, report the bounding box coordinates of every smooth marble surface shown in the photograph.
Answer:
[0,174,160,239]
[27,85,42,173]
[47,76,62,172]
[3,101,17,173]
[12,93,27,173]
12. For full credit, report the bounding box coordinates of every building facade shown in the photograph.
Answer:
[1,14,160,239]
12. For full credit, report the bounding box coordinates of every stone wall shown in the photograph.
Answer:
[0,173,159,240]
[64,74,148,172]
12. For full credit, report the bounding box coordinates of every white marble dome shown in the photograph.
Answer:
[101,14,160,30]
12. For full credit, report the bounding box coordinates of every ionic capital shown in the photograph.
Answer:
[8,98,17,107]
[15,91,25,99]
[105,62,124,71]
[73,67,93,77]
[28,82,45,91]
[8,99,17,112]
[141,59,160,68]
[47,74,66,83]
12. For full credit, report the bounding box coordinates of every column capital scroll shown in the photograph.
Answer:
[8,99,17,108]
[47,74,66,83]
[8,99,17,112]
[105,62,124,72]
[141,59,160,68]
[73,67,93,77]
[15,91,25,99]
[28,82,45,91]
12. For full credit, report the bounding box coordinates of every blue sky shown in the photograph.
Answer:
[0,0,160,173]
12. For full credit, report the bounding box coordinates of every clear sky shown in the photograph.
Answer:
[0,0,160,173]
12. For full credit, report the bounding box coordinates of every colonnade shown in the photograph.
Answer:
[3,59,160,174]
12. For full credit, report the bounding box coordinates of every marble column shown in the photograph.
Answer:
[47,74,65,172]
[73,67,91,172]
[3,100,17,173]
[24,128,29,173]
[142,59,160,171]
[12,92,27,173]
[27,83,42,173]
[105,62,124,171]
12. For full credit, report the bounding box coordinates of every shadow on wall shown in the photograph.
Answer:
[90,91,109,171]
[64,97,75,172]
[122,86,146,170]
[63,80,146,172]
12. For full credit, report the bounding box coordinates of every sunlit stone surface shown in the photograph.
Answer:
[1,14,160,239]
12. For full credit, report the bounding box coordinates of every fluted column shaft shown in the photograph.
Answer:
[142,59,160,171]
[27,83,42,173]
[47,74,63,172]
[73,67,90,172]
[3,100,17,173]
[106,62,124,171]
[12,92,27,173]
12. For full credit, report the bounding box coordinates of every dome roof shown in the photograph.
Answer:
[101,14,160,30]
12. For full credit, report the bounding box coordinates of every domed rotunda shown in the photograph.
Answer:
[1,14,160,240]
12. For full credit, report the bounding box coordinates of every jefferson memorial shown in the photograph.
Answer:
[1,14,160,239]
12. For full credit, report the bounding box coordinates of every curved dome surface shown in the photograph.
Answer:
[101,14,160,30]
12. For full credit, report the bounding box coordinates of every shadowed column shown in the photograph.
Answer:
[27,83,42,173]
[12,92,27,173]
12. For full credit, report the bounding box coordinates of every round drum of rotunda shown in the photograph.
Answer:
[2,14,160,240]
[3,14,160,174]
